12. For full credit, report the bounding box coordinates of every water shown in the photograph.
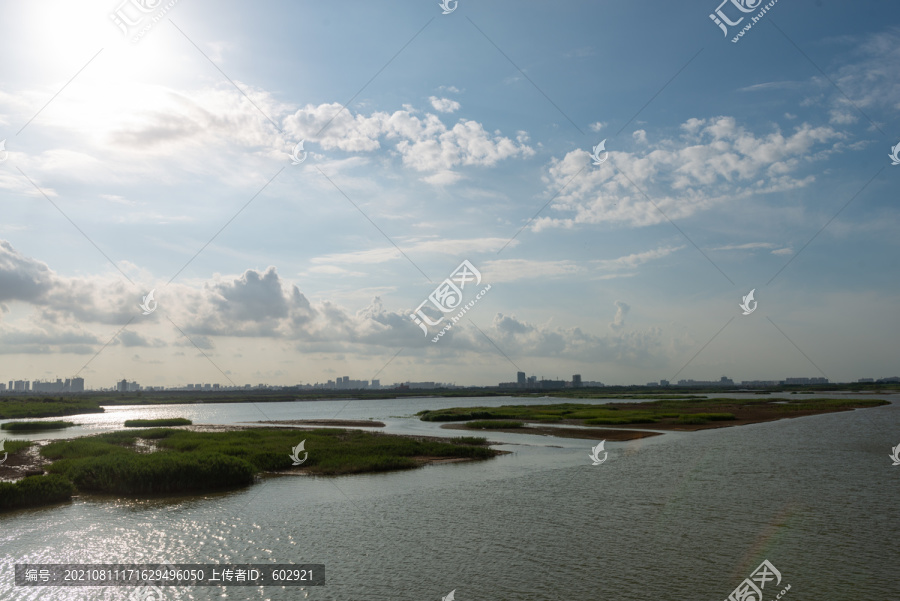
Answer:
[1,394,896,600]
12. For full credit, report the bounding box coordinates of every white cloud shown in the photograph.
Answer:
[535,116,841,230]
[710,242,776,251]
[609,301,630,331]
[429,96,461,113]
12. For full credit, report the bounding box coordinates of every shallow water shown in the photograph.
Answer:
[1,394,896,600]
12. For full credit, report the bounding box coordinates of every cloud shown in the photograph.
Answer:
[429,96,461,113]
[282,102,535,177]
[610,301,630,331]
[710,242,777,251]
[478,245,681,283]
[310,237,517,271]
[478,313,665,364]
[535,116,840,230]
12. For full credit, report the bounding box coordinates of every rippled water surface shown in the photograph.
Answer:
[1,394,896,600]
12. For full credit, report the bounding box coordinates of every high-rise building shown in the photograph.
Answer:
[517,371,526,387]
[572,374,582,388]
[117,379,128,393]
[70,377,85,392]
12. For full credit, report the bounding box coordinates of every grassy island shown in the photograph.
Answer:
[124,418,192,427]
[1,420,76,431]
[420,397,889,437]
[0,397,104,420]
[0,427,499,512]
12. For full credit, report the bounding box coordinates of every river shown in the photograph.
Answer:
[0,393,896,600]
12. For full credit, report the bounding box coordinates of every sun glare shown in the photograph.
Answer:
[22,0,182,84]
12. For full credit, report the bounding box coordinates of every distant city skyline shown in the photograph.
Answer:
[2,372,899,393]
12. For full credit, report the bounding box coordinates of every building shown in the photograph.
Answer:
[877,376,900,383]
[857,378,874,383]
[659,379,670,387]
[517,371,526,387]
[741,380,778,387]
[32,379,66,393]
[782,377,828,385]
[13,380,29,391]
[406,382,436,389]
[539,379,566,390]
[676,376,735,387]
[572,374,582,388]
[526,376,537,387]
[117,379,128,393]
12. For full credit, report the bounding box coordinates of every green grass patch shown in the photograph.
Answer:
[584,416,659,425]
[1,420,76,431]
[3,440,34,454]
[0,398,103,420]
[465,420,525,429]
[448,436,489,445]
[40,427,498,495]
[419,398,886,428]
[123,418,192,427]
[0,474,74,512]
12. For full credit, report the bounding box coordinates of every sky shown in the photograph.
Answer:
[0,0,898,388]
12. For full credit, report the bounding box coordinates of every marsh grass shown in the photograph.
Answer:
[419,397,884,428]
[40,427,497,494]
[1,420,76,431]
[0,398,103,420]
[0,475,75,511]
[465,420,525,429]
[3,440,37,454]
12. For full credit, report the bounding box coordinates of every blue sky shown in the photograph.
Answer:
[0,0,898,388]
